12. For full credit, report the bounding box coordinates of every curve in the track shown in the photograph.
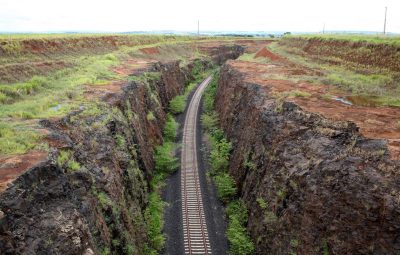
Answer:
[181,76,213,255]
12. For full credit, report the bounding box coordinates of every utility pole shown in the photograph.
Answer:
[323,23,325,34]
[383,6,387,35]
[197,20,200,37]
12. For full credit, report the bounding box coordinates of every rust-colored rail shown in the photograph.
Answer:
[181,76,212,255]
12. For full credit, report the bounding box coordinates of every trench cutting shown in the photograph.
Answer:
[181,76,213,255]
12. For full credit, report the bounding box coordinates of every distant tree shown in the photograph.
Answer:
[268,34,275,38]
[283,32,292,36]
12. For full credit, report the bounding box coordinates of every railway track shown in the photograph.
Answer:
[181,76,213,255]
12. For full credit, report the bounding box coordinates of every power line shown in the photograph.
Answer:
[383,6,387,35]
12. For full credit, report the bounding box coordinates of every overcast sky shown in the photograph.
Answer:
[0,0,399,33]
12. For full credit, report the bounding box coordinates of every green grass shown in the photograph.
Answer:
[56,150,81,172]
[143,62,213,253]
[287,34,400,46]
[0,52,120,119]
[202,73,255,255]
[268,41,400,107]
[274,90,311,99]
[168,95,186,114]
[163,114,179,141]
[147,111,156,121]
[226,200,255,255]
[238,53,256,61]
[201,111,219,132]
[0,122,42,154]
[214,173,237,203]
[154,142,179,174]
[209,137,232,174]
[256,197,268,210]
[238,52,271,64]
[145,181,166,253]
[0,35,224,156]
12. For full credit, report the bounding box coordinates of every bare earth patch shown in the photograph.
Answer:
[230,47,400,160]
[0,151,47,192]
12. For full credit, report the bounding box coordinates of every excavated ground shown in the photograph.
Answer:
[0,39,269,193]
[215,44,400,254]
[233,46,400,160]
[0,38,257,254]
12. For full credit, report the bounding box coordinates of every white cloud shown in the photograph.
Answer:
[0,0,398,33]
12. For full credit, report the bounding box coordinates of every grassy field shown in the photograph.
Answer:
[286,34,400,46]
[263,36,400,107]
[0,34,224,157]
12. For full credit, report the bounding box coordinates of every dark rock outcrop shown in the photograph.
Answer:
[0,44,245,254]
[215,62,400,255]
[0,61,192,255]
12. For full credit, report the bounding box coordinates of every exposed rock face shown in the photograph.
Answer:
[203,45,245,65]
[215,62,400,255]
[0,44,244,254]
[0,61,192,255]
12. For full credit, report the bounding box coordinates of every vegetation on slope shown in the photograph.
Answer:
[168,60,214,114]
[201,71,255,255]
[145,61,212,254]
[0,36,215,157]
[285,34,400,46]
[264,37,400,107]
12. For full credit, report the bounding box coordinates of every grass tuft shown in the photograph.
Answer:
[163,114,179,142]
[0,123,42,154]
[169,95,186,114]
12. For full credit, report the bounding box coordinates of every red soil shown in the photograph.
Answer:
[196,40,274,55]
[111,59,157,76]
[0,40,278,193]
[230,58,400,160]
[140,47,160,55]
[254,47,282,61]
[0,151,47,192]
[0,60,71,84]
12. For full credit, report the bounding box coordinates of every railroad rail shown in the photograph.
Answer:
[181,76,212,255]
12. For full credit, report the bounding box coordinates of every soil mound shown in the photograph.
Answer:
[254,47,282,61]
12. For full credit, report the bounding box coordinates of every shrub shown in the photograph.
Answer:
[214,173,237,203]
[202,73,255,255]
[96,191,111,208]
[56,150,81,172]
[169,95,186,114]
[124,244,135,255]
[163,114,179,142]
[209,137,231,174]
[226,200,248,225]
[226,200,254,255]
[226,214,255,255]
[256,197,268,209]
[67,160,81,171]
[203,72,218,113]
[145,189,166,252]
[115,134,126,149]
[201,111,218,132]
[147,111,156,121]
[154,142,178,174]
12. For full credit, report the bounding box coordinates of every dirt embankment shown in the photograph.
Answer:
[0,35,186,84]
[0,44,244,254]
[215,62,400,255]
[279,37,400,71]
[0,61,191,254]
